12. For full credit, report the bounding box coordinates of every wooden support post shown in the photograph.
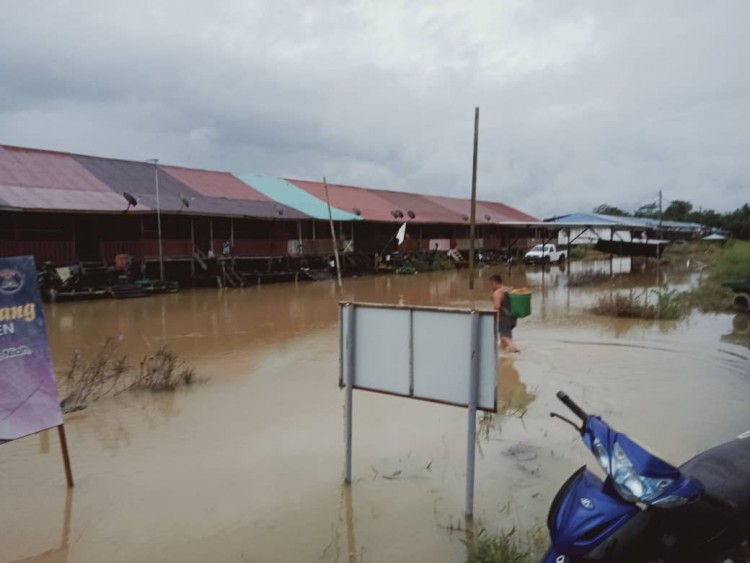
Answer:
[324,178,343,289]
[57,425,74,488]
[190,217,196,277]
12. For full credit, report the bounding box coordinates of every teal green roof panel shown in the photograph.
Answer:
[235,174,361,221]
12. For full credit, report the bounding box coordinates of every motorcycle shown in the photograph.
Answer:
[543,391,750,562]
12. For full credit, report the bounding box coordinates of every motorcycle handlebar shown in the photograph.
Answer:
[556,391,587,422]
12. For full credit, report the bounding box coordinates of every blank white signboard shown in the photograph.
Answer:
[412,311,496,410]
[340,303,498,411]
[351,307,411,395]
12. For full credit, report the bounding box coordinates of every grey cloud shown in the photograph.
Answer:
[1,0,748,217]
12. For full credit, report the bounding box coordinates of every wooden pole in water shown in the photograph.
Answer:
[57,424,74,487]
[469,107,480,290]
[324,177,343,289]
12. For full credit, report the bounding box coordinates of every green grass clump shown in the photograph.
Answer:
[685,280,736,313]
[464,528,535,563]
[431,251,457,271]
[713,240,750,280]
[683,241,750,313]
[591,286,687,320]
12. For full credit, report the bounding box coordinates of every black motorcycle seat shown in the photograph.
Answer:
[680,437,750,510]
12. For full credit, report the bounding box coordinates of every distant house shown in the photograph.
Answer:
[545,213,704,245]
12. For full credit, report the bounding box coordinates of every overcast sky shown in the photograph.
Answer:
[1,0,749,217]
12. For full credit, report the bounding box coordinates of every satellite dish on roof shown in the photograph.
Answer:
[407,210,416,219]
[485,214,491,222]
[352,208,362,216]
[274,204,284,216]
[391,209,404,219]
[178,193,195,211]
[462,215,469,222]
[123,192,141,214]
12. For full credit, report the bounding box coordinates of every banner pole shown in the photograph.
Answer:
[57,424,74,487]
[465,311,480,518]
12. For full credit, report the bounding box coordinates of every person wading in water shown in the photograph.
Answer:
[489,274,520,353]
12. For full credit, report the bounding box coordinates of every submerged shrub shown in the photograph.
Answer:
[135,346,196,392]
[61,339,198,411]
[591,286,687,320]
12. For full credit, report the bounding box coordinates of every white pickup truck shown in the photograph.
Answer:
[523,244,566,264]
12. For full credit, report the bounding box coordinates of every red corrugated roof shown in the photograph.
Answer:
[369,190,466,224]
[163,166,273,201]
[288,178,537,224]
[426,195,538,223]
[478,200,538,222]
[285,179,396,221]
[0,146,112,192]
[424,195,500,223]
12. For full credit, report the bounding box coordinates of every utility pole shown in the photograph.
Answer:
[658,189,663,241]
[468,107,480,290]
[147,158,164,282]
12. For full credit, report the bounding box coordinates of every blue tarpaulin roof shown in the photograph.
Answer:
[546,213,702,231]
[235,174,361,221]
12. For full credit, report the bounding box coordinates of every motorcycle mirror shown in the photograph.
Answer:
[551,412,584,435]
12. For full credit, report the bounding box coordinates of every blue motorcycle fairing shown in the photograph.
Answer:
[548,466,639,558]
[582,415,703,505]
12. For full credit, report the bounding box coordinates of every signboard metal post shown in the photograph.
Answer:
[465,311,480,518]
[344,303,355,484]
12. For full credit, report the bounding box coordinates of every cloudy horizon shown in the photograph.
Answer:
[1,0,749,217]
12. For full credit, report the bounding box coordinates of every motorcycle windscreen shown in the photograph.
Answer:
[582,415,703,506]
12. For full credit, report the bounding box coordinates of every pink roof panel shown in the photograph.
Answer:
[163,166,273,201]
[0,186,146,211]
[0,146,112,192]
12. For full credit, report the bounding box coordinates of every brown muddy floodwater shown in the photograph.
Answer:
[2,260,749,563]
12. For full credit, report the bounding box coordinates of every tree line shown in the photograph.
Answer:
[593,201,750,239]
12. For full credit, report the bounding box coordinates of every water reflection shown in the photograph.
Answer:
[497,357,535,415]
[477,357,536,448]
[723,314,750,349]
[341,485,358,563]
[15,489,72,563]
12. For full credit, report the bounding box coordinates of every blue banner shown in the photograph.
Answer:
[0,256,63,443]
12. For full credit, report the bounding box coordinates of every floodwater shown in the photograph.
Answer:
[1,259,749,563]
